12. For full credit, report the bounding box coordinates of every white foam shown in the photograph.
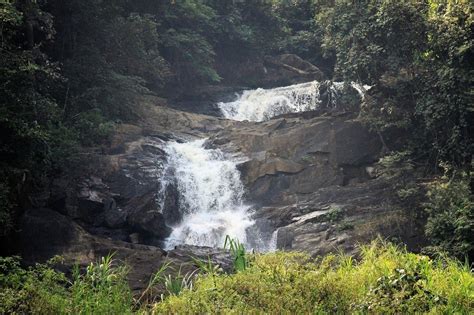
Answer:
[162,139,254,249]
[218,80,371,122]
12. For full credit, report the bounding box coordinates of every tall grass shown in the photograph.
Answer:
[153,240,474,314]
[0,254,133,314]
[69,254,133,314]
[1,241,472,314]
[224,235,247,272]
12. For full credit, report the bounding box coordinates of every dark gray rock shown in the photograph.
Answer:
[103,198,127,228]
[125,191,171,239]
[161,183,182,226]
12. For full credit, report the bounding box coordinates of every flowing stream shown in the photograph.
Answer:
[218,80,369,122]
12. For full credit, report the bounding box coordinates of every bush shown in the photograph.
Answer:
[0,178,14,236]
[73,110,116,146]
[153,240,473,314]
[69,255,132,314]
[0,254,133,314]
[424,174,474,262]
[0,256,68,314]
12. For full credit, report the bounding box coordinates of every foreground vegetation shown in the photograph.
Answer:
[0,241,472,314]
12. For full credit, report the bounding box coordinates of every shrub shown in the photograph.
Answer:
[224,236,248,272]
[0,256,68,314]
[423,174,474,262]
[73,110,116,146]
[0,254,133,314]
[153,240,474,314]
[69,255,133,314]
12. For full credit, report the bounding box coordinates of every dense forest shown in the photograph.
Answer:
[0,0,473,313]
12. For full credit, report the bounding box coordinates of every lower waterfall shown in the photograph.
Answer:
[162,139,261,250]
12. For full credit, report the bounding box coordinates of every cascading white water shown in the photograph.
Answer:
[218,81,321,122]
[162,139,255,249]
[218,80,370,122]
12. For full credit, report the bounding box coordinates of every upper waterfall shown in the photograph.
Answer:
[218,80,370,122]
[162,139,255,249]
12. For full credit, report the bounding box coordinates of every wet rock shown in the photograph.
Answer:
[73,176,109,224]
[241,158,305,184]
[18,96,426,281]
[126,191,171,240]
[328,122,382,166]
[162,183,182,225]
[129,233,142,244]
[103,198,127,228]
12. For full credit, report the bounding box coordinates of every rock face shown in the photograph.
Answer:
[21,99,424,269]
[213,116,382,203]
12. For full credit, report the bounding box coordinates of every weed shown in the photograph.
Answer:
[164,267,197,296]
[136,261,171,305]
[326,205,344,223]
[224,236,248,272]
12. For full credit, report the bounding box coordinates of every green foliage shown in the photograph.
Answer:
[315,0,472,168]
[154,241,474,314]
[0,0,72,235]
[0,256,68,314]
[1,244,472,314]
[192,256,223,276]
[316,0,428,84]
[73,110,115,146]
[157,0,220,88]
[358,258,446,313]
[164,268,197,296]
[326,205,344,223]
[377,151,415,178]
[424,174,474,261]
[224,235,248,272]
[47,0,167,121]
[69,254,132,314]
[0,254,133,314]
[416,1,473,166]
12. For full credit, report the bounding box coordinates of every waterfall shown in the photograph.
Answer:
[218,81,321,122]
[218,80,371,122]
[162,139,255,249]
